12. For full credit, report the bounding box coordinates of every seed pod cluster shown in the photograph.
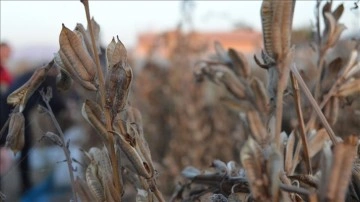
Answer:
[105,37,133,118]
[5,112,25,155]
[86,147,121,201]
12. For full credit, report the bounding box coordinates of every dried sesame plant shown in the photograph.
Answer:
[176,0,360,201]
[1,0,164,201]
[134,27,241,197]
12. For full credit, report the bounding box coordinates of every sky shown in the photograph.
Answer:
[0,1,359,62]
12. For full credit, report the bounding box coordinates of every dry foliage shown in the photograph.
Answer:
[174,0,360,201]
[1,0,359,202]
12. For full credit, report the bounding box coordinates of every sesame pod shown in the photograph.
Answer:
[88,17,102,55]
[81,100,108,141]
[105,64,122,110]
[246,111,269,147]
[271,0,285,60]
[6,112,25,155]
[109,131,153,179]
[280,0,296,56]
[59,24,96,82]
[86,162,105,202]
[250,77,269,112]
[75,23,94,58]
[228,48,250,78]
[261,0,274,58]
[57,50,97,91]
[106,37,127,70]
[240,138,267,201]
[113,64,133,114]
[7,63,51,110]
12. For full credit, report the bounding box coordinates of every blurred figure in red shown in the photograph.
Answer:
[0,42,13,93]
[0,42,14,190]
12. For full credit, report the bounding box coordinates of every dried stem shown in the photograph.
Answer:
[81,0,105,106]
[315,0,322,49]
[279,183,311,196]
[309,0,329,129]
[290,72,312,174]
[40,90,78,202]
[153,186,166,202]
[274,70,287,149]
[81,0,122,197]
[290,64,338,145]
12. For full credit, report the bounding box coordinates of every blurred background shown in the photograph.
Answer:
[0,1,359,201]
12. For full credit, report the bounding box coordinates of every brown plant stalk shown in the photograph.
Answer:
[81,0,122,196]
[40,89,78,202]
[290,72,312,174]
[290,64,337,145]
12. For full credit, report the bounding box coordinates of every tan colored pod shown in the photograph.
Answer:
[6,112,25,155]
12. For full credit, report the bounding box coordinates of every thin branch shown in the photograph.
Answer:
[315,0,322,49]
[290,72,312,174]
[290,64,338,145]
[40,90,78,202]
[81,0,105,107]
[274,71,287,149]
[279,183,311,196]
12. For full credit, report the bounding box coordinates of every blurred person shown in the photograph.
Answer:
[0,42,13,131]
[0,42,13,93]
[0,42,13,184]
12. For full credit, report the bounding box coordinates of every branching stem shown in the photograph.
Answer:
[41,91,78,202]
[81,0,122,197]
[290,64,338,145]
[290,72,312,174]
